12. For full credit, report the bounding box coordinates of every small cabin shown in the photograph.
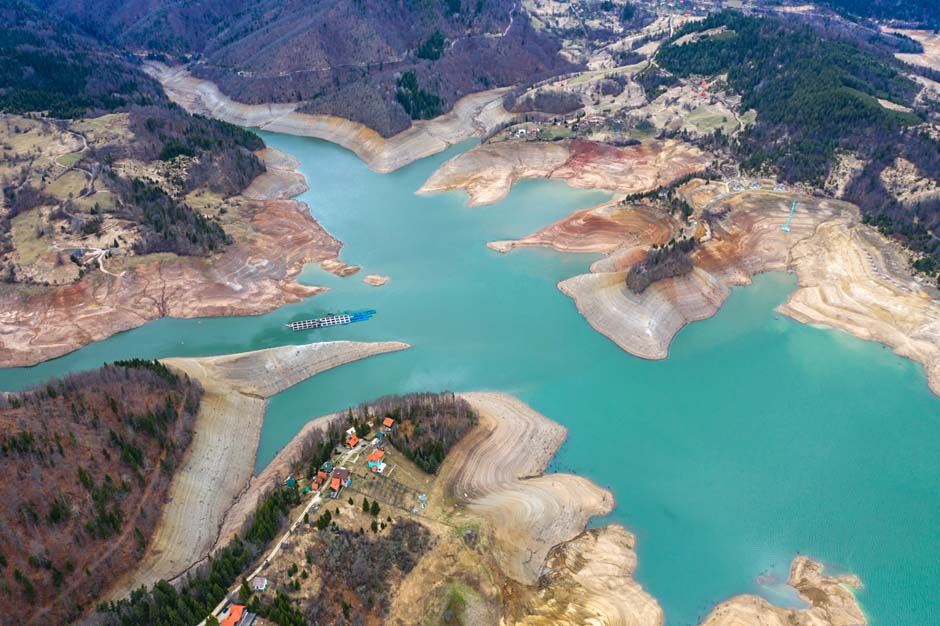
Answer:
[382,417,395,431]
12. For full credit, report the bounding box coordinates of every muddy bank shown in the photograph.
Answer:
[0,148,348,368]
[145,62,513,174]
[105,340,409,600]
[419,138,710,206]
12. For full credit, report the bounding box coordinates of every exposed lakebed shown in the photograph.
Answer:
[2,134,938,625]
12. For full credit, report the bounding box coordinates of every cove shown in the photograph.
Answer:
[2,134,940,625]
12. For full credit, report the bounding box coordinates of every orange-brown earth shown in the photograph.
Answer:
[0,150,347,368]
[489,200,677,254]
[419,138,710,206]
[491,179,940,394]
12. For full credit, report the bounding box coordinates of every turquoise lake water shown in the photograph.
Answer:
[2,133,939,624]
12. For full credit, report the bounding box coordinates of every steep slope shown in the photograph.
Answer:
[41,0,576,136]
[0,360,202,625]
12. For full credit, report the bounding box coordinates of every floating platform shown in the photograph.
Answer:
[288,309,376,332]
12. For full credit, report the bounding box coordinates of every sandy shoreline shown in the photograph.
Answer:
[0,147,352,368]
[105,340,409,600]
[445,393,866,625]
[145,62,513,174]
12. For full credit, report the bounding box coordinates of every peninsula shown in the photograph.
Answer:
[98,390,868,626]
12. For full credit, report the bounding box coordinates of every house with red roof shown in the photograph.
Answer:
[311,469,329,491]
[366,449,386,473]
[329,467,351,498]
[219,603,256,626]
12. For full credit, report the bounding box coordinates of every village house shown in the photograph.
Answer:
[251,576,268,593]
[311,469,329,491]
[367,449,386,474]
[330,467,351,498]
[345,426,360,448]
[382,417,395,431]
[219,603,257,626]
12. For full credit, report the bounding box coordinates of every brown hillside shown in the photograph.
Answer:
[0,360,202,625]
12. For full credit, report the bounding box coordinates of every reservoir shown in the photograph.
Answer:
[2,133,939,625]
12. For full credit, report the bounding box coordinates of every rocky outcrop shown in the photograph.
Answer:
[508,525,665,626]
[363,274,390,286]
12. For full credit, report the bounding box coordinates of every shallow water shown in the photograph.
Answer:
[2,134,939,624]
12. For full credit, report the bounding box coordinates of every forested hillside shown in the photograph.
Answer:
[0,360,202,624]
[817,0,940,29]
[39,0,575,136]
[656,12,940,268]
